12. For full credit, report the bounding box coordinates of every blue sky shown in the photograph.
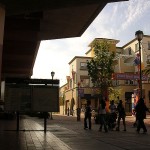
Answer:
[32,0,150,86]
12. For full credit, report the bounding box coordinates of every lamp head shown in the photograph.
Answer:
[135,30,143,41]
[51,71,55,77]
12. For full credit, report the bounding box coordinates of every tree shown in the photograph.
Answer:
[87,40,115,99]
[142,67,150,75]
[108,87,122,104]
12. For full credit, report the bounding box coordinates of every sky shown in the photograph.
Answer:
[32,0,150,86]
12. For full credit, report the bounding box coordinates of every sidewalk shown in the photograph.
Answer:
[0,115,150,150]
[0,116,72,150]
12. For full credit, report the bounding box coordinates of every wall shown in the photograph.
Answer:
[0,6,5,93]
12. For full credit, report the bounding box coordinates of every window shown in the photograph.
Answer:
[80,62,87,70]
[148,77,150,83]
[147,55,150,65]
[149,91,150,101]
[124,47,132,55]
[125,80,134,85]
[80,75,90,87]
[148,41,150,50]
[128,47,132,55]
[135,43,139,52]
[70,79,72,89]
[112,80,119,86]
[134,80,138,85]
[125,80,128,85]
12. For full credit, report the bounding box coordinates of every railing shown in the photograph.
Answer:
[124,63,134,66]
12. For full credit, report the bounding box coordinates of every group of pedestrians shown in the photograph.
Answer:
[84,97,150,134]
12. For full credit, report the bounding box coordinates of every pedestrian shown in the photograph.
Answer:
[84,100,92,130]
[132,107,137,128]
[67,107,70,116]
[109,100,117,115]
[108,100,117,130]
[135,98,150,133]
[98,98,108,132]
[116,100,126,131]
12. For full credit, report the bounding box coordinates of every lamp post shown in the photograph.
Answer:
[77,82,81,121]
[63,93,65,115]
[135,30,143,98]
[51,71,55,85]
[50,71,55,119]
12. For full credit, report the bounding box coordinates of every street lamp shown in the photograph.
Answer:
[51,71,55,85]
[135,30,143,98]
[77,82,81,121]
[50,71,55,119]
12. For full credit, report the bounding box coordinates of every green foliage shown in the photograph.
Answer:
[142,67,150,75]
[108,87,122,104]
[87,40,115,94]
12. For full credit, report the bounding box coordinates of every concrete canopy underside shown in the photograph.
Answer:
[0,0,128,79]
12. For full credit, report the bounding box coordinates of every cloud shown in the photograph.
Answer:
[86,0,150,45]
[32,0,150,86]
[121,0,150,30]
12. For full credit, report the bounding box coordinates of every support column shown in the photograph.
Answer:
[0,5,5,96]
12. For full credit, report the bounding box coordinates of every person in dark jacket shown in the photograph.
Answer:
[116,100,126,131]
[135,98,150,133]
[84,100,92,130]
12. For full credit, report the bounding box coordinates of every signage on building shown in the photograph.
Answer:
[78,88,84,97]
[112,73,148,81]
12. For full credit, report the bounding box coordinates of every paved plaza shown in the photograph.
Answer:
[0,114,150,150]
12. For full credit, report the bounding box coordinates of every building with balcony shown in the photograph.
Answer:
[59,36,150,116]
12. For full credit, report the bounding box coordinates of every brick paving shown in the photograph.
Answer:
[0,116,71,150]
[0,114,150,150]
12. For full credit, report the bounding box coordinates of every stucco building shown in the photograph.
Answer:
[59,36,150,116]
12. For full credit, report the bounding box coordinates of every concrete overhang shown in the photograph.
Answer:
[0,0,128,78]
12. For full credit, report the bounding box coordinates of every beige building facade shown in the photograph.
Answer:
[59,36,150,116]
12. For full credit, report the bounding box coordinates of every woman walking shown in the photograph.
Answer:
[98,98,108,132]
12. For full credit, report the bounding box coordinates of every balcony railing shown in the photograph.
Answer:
[124,63,134,66]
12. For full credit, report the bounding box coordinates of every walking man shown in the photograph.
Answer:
[84,100,92,130]
[135,98,150,133]
[116,100,126,131]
